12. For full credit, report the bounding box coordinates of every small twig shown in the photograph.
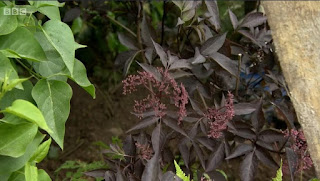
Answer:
[198,89,208,110]
[235,54,242,97]
[15,59,42,80]
[160,0,166,46]
[136,1,154,97]
[106,15,136,38]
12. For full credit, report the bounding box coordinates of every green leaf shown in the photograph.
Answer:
[0,27,47,62]
[69,59,95,98]
[33,28,66,80]
[32,79,72,149]
[174,160,190,181]
[0,123,38,157]
[4,78,29,93]
[0,80,34,110]
[25,162,38,181]
[38,6,61,20]
[29,138,51,163]
[0,7,18,35]
[0,132,44,181]
[38,169,51,181]
[71,17,83,35]
[30,1,65,8]
[272,159,282,181]
[8,169,25,181]
[40,20,75,74]
[4,99,51,133]
[0,52,22,89]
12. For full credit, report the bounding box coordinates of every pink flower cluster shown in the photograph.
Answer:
[135,143,153,160]
[283,129,313,172]
[205,92,235,138]
[122,68,188,124]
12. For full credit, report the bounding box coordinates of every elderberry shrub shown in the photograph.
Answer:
[85,1,314,180]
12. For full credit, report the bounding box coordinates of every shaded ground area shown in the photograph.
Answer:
[39,80,139,178]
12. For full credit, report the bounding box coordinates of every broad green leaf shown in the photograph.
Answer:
[0,132,44,181]
[30,1,65,8]
[0,123,37,157]
[4,78,29,93]
[74,42,86,50]
[25,162,38,181]
[38,6,60,20]
[8,169,25,181]
[4,99,51,133]
[0,7,18,35]
[40,20,75,74]
[0,52,22,89]
[0,27,47,62]
[33,28,66,80]
[69,59,95,98]
[32,79,72,149]
[71,17,83,35]
[38,169,51,181]
[0,80,34,110]
[272,159,282,181]
[29,138,51,163]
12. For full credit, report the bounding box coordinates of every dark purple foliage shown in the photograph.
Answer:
[86,2,314,181]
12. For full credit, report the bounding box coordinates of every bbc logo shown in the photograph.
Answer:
[3,8,26,15]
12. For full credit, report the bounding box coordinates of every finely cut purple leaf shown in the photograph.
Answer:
[118,33,139,50]
[255,148,278,169]
[209,52,237,77]
[228,9,238,30]
[152,40,168,67]
[169,59,192,70]
[205,142,225,172]
[204,1,220,30]
[200,33,226,56]
[239,12,267,28]
[238,30,262,47]
[161,171,182,181]
[141,154,160,181]
[251,99,265,132]
[286,147,298,181]
[116,167,126,181]
[84,170,105,178]
[192,47,206,64]
[192,141,206,169]
[152,123,165,154]
[226,143,253,160]
[229,128,256,140]
[137,62,162,81]
[240,151,257,181]
[115,50,139,77]
[126,117,159,133]
[163,118,188,138]
[141,14,154,46]
[258,129,285,143]
[123,135,136,157]
[104,171,115,181]
[234,103,256,115]
[179,141,190,169]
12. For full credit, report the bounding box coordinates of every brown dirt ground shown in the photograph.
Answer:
[39,80,140,179]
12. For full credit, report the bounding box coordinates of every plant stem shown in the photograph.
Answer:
[235,54,242,97]
[161,0,166,46]
[198,89,208,110]
[106,15,137,38]
[15,59,42,80]
[136,1,155,97]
